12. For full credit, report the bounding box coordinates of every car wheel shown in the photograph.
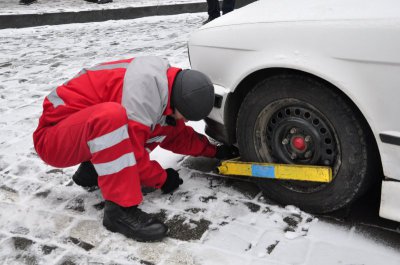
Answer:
[236,74,377,213]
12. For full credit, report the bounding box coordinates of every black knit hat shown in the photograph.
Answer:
[171,70,215,121]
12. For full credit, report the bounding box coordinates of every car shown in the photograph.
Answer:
[188,0,400,221]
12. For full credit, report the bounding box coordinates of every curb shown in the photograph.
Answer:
[0,2,208,29]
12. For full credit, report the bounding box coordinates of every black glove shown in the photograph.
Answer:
[215,145,240,160]
[161,168,183,194]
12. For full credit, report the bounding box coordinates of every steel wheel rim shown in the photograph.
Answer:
[253,98,341,193]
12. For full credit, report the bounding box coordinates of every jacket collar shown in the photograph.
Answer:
[164,67,182,116]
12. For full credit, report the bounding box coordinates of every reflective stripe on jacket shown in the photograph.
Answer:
[34,56,216,187]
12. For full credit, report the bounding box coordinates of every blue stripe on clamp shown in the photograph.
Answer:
[251,165,275,178]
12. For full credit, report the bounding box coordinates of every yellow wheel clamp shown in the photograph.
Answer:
[217,159,332,183]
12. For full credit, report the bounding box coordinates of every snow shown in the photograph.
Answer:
[0,12,400,265]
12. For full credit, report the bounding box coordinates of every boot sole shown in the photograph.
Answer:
[103,219,167,242]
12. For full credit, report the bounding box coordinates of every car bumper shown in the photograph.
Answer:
[204,117,230,144]
[205,84,232,144]
[207,84,230,124]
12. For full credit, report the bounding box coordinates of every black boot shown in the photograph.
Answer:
[19,0,37,5]
[84,0,113,3]
[97,0,113,3]
[202,16,218,25]
[103,201,168,242]
[72,161,98,190]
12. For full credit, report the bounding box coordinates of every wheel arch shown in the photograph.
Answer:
[225,67,382,172]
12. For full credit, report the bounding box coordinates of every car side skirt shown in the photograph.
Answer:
[380,180,400,222]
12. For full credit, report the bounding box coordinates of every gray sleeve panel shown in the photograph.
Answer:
[122,56,170,129]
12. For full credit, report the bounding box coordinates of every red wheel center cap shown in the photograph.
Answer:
[292,137,306,151]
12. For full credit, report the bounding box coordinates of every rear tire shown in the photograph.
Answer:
[236,74,377,213]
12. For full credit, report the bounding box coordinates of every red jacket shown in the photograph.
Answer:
[34,57,216,188]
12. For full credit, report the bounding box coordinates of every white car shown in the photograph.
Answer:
[188,0,400,221]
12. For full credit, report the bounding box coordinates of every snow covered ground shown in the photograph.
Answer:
[0,13,400,265]
[0,0,203,15]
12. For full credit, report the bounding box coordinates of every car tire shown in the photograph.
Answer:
[236,74,378,213]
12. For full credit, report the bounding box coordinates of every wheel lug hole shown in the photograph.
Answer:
[282,138,289,145]
[305,151,312,158]
[290,128,297,134]
[305,135,311,142]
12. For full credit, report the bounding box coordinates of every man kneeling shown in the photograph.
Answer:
[33,56,238,242]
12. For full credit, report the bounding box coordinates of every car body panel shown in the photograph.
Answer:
[201,0,400,27]
[189,0,400,221]
[188,0,400,188]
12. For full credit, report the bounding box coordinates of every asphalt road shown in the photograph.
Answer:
[319,181,400,249]
[183,154,400,251]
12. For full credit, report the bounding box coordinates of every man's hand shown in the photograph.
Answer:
[215,145,240,160]
[161,168,183,194]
